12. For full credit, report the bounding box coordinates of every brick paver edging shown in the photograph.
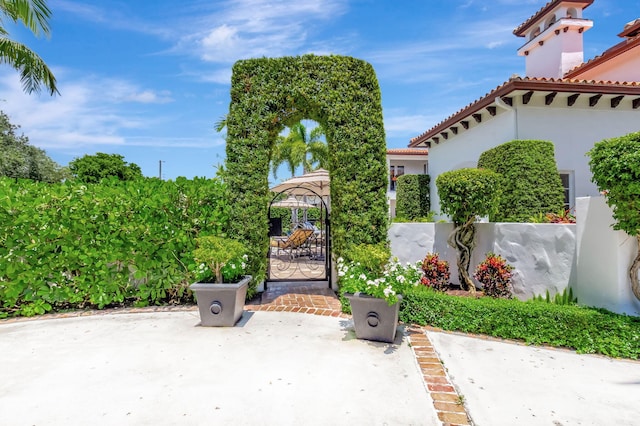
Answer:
[406,326,473,426]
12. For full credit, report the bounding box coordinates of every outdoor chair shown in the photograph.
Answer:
[270,229,314,259]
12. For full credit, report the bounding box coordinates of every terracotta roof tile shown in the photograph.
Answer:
[386,148,428,156]
[564,33,640,79]
[513,0,594,37]
[409,76,640,146]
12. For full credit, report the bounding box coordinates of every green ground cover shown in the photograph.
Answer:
[400,285,640,359]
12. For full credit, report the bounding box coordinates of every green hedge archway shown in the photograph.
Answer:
[225,55,388,296]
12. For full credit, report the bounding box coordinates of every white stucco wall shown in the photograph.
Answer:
[575,197,640,316]
[523,26,585,78]
[389,222,576,300]
[428,111,516,218]
[428,103,640,216]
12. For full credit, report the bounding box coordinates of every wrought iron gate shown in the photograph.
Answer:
[267,188,330,284]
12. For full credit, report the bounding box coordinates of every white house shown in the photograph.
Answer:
[410,0,640,216]
[386,148,428,218]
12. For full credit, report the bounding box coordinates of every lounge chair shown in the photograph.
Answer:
[270,228,314,258]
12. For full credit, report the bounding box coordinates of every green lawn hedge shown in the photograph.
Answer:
[400,286,640,359]
[0,177,228,317]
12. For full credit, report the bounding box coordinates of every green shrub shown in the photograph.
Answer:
[341,243,390,275]
[531,287,578,305]
[225,55,389,294]
[588,131,640,301]
[0,176,229,317]
[473,252,514,299]
[420,252,450,291]
[400,286,640,359]
[395,174,430,221]
[478,140,565,222]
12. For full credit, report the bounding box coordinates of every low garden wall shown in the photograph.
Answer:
[389,222,577,300]
[575,197,640,316]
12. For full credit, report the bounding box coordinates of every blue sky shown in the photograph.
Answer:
[1,0,635,181]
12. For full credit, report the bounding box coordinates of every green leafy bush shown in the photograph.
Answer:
[477,140,565,222]
[395,174,430,221]
[400,286,640,359]
[225,55,389,292]
[0,176,229,317]
[338,257,422,307]
[587,131,640,301]
[193,236,247,283]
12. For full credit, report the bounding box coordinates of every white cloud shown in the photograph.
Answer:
[0,71,177,151]
[175,0,347,63]
[384,113,442,139]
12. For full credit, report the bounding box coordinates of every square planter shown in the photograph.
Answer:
[345,292,402,343]
[190,275,251,327]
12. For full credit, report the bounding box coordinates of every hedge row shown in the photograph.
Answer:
[0,177,228,317]
[478,140,565,222]
[400,286,640,359]
[395,174,430,221]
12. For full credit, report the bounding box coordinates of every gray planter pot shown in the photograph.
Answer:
[345,293,402,343]
[190,275,251,327]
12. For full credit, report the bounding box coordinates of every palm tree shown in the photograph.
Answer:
[0,0,58,95]
[271,121,327,179]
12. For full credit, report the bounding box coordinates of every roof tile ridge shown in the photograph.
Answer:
[513,0,555,35]
[410,79,513,143]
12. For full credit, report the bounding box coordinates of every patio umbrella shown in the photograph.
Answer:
[270,195,316,227]
[270,168,330,198]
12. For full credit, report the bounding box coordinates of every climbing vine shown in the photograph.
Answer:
[224,55,388,296]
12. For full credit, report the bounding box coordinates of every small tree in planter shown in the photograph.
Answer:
[473,252,514,299]
[193,235,247,283]
[190,235,250,327]
[588,131,640,301]
[436,168,501,294]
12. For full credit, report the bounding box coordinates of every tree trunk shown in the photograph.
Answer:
[448,216,477,294]
[630,235,640,301]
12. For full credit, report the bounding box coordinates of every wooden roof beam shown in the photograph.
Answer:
[472,113,482,123]
[589,94,602,107]
[522,91,533,105]
[611,95,624,108]
[487,106,497,116]
[567,93,580,106]
[545,92,557,105]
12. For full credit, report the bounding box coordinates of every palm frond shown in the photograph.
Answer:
[2,0,52,37]
[0,37,58,94]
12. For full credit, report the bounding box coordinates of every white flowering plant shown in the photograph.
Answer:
[193,235,248,283]
[337,257,423,305]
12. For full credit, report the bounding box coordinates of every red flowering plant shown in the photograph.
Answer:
[420,252,450,291]
[473,252,514,299]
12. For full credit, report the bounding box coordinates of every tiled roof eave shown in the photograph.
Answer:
[409,78,640,147]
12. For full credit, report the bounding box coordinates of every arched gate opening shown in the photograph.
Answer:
[267,186,330,287]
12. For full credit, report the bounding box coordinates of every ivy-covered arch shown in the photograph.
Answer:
[225,55,388,296]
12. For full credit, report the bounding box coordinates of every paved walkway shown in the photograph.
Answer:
[2,282,639,425]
